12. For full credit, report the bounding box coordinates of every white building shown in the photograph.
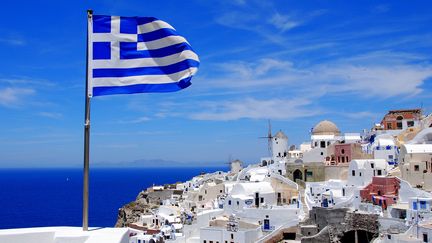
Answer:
[272,130,289,159]
[372,135,399,165]
[347,159,389,187]
[302,120,341,163]
[225,182,275,210]
[310,120,340,149]
[200,215,262,243]
[400,144,432,191]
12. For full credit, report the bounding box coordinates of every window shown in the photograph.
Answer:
[415,165,420,171]
[387,123,392,129]
[352,170,355,176]
[320,141,326,148]
[209,241,213,243]
[408,121,415,127]
[138,240,141,243]
[236,201,239,205]
[377,170,382,176]
[420,201,427,209]
[388,155,393,160]
[220,190,223,193]
[359,172,362,177]
[397,122,403,129]
[413,202,418,210]
[341,149,345,154]
[371,163,374,169]
[315,142,318,147]
[231,233,234,239]
[228,200,231,205]
[260,198,264,203]
[423,233,428,242]
[341,157,345,163]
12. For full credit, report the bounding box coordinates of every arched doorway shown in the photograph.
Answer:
[293,169,303,182]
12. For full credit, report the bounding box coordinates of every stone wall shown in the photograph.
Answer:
[300,207,379,243]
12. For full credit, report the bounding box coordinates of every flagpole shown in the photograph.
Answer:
[83,9,93,231]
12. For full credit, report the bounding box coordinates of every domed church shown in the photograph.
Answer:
[311,120,341,149]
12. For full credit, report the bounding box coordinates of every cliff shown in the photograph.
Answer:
[115,184,182,227]
[115,190,158,227]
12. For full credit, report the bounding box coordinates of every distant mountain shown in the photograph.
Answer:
[92,158,227,168]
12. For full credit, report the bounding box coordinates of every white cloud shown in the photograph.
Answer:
[116,116,151,124]
[0,37,25,46]
[209,53,432,98]
[0,77,55,87]
[316,64,431,98]
[269,13,301,32]
[38,112,63,119]
[0,87,35,107]
[189,97,322,121]
[133,51,432,122]
[216,58,293,79]
[371,4,390,14]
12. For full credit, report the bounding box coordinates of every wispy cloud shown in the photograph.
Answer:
[0,77,55,87]
[38,112,63,119]
[116,116,151,124]
[93,131,174,136]
[206,51,432,98]
[96,144,139,149]
[189,97,322,121]
[269,13,301,32]
[0,37,25,46]
[342,111,379,120]
[371,4,390,14]
[214,7,317,44]
[0,87,35,107]
[145,50,432,122]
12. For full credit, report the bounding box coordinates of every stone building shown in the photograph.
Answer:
[380,109,422,130]
[301,207,379,243]
[286,161,325,184]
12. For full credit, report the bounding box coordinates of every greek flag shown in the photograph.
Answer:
[88,15,199,96]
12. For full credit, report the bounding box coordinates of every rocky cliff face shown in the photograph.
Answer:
[115,185,180,227]
[114,190,159,227]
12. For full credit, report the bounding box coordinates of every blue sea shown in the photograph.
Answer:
[0,167,226,229]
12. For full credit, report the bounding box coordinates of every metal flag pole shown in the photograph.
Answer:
[83,9,93,231]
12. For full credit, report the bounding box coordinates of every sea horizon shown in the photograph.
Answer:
[0,166,227,229]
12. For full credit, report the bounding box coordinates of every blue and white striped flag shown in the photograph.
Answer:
[88,15,199,96]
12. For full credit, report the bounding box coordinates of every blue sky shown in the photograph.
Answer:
[1,0,432,167]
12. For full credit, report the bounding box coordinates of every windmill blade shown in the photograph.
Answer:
[268,120,273,157]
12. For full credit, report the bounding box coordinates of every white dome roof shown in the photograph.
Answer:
[312,120,340,135]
